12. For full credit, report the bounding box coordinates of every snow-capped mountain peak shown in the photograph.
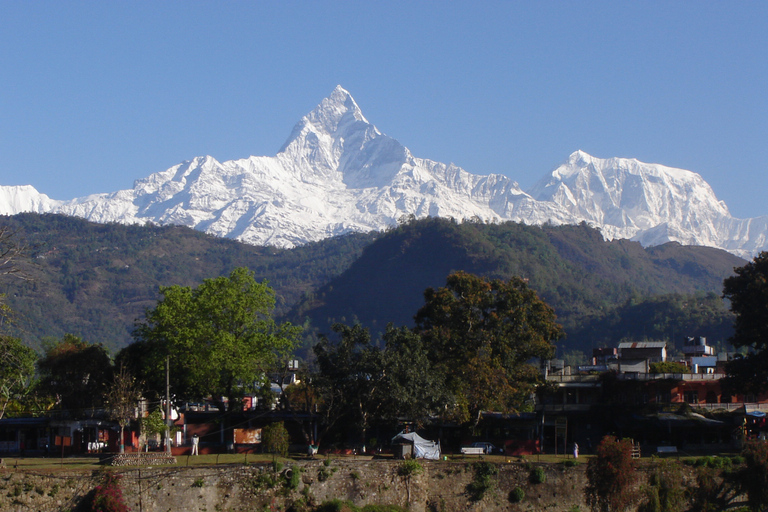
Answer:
[307,85,369,135]
[530,150,739,249]
[0,87,765,257]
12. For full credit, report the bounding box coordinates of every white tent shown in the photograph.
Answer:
[392,431,441,460]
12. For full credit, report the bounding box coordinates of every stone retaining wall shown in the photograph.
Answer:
[0,458,741,512]
[0,460,590,512]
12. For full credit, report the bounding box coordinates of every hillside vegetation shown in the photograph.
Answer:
[289,218,742,356]
[1,213,375,353]
[0,214,743,357]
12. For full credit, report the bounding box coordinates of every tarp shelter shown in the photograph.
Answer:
[392,432,440,460]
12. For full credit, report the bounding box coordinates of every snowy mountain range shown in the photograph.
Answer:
[3,85,767,258]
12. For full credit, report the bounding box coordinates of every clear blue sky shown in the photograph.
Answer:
[1,2,766,218]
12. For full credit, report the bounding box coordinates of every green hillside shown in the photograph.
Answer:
[0,214,743,358]
[1,213,375,353]
[289,218,743,356]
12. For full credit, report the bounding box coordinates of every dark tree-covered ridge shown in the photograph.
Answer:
[0,213,743,356]
[292,217,741,355]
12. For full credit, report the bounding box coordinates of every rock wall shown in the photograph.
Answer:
[0,459,591,512]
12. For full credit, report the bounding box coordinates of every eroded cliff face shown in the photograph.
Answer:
[0,459,589,512]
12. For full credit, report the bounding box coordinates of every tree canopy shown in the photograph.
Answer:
[414,271,561,423]
[722,252,768,394]
[312,323,386,445]
[305,322,451,446]
[124,267,301,411]
[0,336,37,419]
[37,334,112,415]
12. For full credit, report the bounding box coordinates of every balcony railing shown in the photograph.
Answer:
[546,372,726,383]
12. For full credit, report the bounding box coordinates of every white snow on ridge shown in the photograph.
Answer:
[0,186,61,216]
[0,85,765,258]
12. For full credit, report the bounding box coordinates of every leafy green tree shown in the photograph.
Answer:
[0,336,37,419]
[378,325,450,425]
[313,323,386,447]
[586,436,637,512]
[263,421,290,458]
[126,268,301,412]
[37,334,112,415]
[306,323,451,447]
[414,271,561,424]
[722,252,768,394]
[141,409,167,448]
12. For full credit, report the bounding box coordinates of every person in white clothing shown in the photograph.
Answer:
[191,433,199,456]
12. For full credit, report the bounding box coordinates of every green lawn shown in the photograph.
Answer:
[0,452,589,472]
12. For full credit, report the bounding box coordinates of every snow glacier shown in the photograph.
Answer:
[2,85,766,258]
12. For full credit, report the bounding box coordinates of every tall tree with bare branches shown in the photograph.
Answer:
[104,365,142,453]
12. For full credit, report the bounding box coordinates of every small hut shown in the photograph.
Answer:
[391,431,440,460]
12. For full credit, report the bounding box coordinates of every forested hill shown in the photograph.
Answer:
[289,218,744,356]
[0,213,744,357]
[1,213,376,353]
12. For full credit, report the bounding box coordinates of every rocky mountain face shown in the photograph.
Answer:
[3,86,766,257]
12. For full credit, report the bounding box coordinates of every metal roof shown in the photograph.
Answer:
[618,341,667,349]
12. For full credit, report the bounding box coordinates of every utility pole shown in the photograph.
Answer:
[166,356,172,454]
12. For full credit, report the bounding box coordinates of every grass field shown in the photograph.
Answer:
[1,450,736,472]
[0,452,591,472]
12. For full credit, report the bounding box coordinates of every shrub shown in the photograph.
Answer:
[90,472,129,512]
[585,436,637,512]
[693,456,732,469]
[313,501,407,512]
[191,477,204,488]
[314,499,357,512]
[397,459,423,477]
[285,467,301,490]
[563,459,580,468]
[638,459,685,512]
[467,461,498,501]
[255,471,278,489]
[509,486,525,503]
[529,466,546,484]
